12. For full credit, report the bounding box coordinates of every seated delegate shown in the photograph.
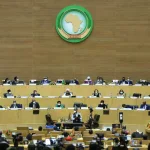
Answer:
[126,77,133,85]
[61,89,73,97]
[31,90,40,97]
[55,101,65,108]
[119,77,133,85]
[4,89,14,98]
[92,89,101,97]
[119,77,128,85]
[10,100,22,108]
[41,77,51,85]
[3,78,11,84]
[84,76,93,85]
[140,101,149,110]
[29,99,40,109]
[98,100,107,109]
[117,89,126,97]
[12,76,24,85]
[95,76,105,85]
[70,78,79,85]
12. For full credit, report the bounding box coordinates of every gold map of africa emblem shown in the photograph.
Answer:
[65,14,82,33]
[58,13,90,39]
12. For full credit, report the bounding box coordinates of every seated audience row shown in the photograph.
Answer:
[0,99,149,110]
[2,76,150,85]
[3,88,143,98]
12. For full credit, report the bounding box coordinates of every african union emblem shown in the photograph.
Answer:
[56,5,94,43]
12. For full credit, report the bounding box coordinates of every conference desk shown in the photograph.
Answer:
[9,144,148,150]
[0,85,150,97]
[0,109,149,131]
[106,145,148,150]
[0,97,149,108]
[9,145,90,150]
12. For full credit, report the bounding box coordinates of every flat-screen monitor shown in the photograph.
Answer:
[73,103,83,108]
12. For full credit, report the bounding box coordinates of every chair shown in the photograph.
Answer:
[28,144,36,150]
[45,114,55,125]
[93,114,100,128]
[0,141,9,150]
[133,93,142,98]
[73,103,83,108]
[81,104,87,107]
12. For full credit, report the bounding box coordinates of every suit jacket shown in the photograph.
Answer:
[4,93,13,98]
[98,104,107,109]
[93,92,100,97]
[31,93,40,97]
[126,80,133,85]
[41,80,50,84]
[12,80,18,85]
[140,104,149,110]
[119,80,128,85]
[84,80,93,85]
[10,104,22,108]
[74,80,79,85]
[29,102,40,109]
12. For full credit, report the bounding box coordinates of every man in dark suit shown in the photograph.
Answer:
[71,108,82,123]
[31,90,40,97]
[98,100,107,109]
[29,99,40,109]
[119,77,128,85]
[140,101,149,110]
[10,101,22,108]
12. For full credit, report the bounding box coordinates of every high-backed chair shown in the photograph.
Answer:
[93,114,100,128]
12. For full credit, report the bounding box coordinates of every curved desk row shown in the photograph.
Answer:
[0,85,150,97]
[0,98,149,108]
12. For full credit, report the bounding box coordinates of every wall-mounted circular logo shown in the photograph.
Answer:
[56,5,94,43]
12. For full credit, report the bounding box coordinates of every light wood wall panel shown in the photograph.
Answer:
[0,0,150,82]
